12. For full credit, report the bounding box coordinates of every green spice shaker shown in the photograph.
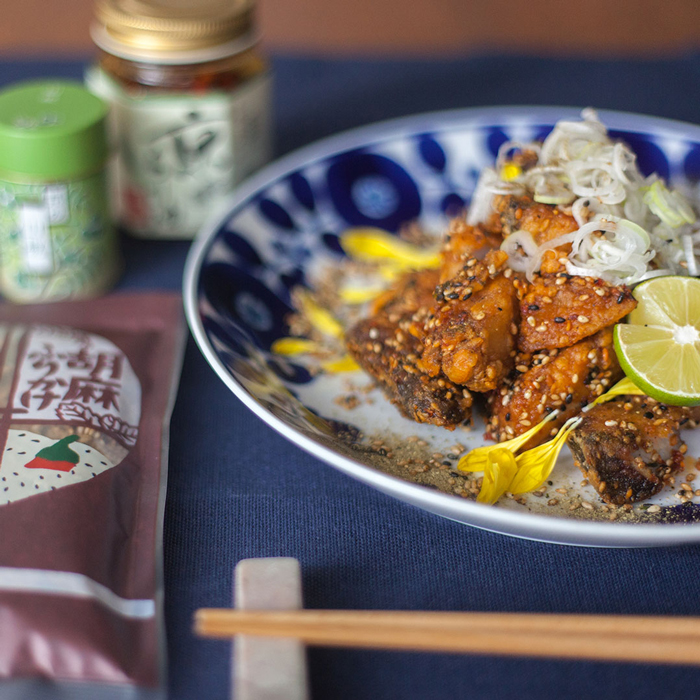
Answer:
[0,80,119,303]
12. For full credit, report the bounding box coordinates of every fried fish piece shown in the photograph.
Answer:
[422,250,519,393]
[346,269,472,429]
[567,397,688,505]
[487,327,623,448]
[495,194,578,275]
[438,218,501,283]
[516,273,637,352]
[496,194,578,247]
[369,266,440,319]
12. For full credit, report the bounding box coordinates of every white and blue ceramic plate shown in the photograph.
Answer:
[184,106,700,547]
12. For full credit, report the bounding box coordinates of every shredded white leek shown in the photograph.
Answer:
[468,109,700,285]
[500,230,539,273]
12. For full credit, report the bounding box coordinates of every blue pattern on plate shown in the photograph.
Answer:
[220,230,263,270]
[326,152,421,230]
[418,134,447,173]
[259,197,298,231]
[684,144,700,180]
[201,263,293,350]
[486,127,510,158]
[441,192,466,215]
[289,172,316,211]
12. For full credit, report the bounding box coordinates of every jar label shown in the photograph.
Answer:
[45,185,69,224]
[19,203,53,274]
[0,173,119,303]
[86,67,272,239]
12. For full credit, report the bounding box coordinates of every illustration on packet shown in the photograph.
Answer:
[0,323,140,505]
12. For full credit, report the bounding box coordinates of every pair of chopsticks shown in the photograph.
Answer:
[195,609,700,665]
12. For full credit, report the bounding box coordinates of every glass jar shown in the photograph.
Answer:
[86,0,272,240]
[0,81,119,303]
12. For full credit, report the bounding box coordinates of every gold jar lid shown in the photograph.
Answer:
[92,0,258,64]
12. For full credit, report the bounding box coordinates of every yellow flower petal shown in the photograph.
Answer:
[271,337,320,355]
[338,284,387,304]
[501,163,522,181]
[509,417,582,494]
[321,355,361,373]
[340,228,440,269]
[459,376,646,502]
[590,376,645,407]
[457,410,559,474]
[297,290,344,339]
[476,447,519,505]
[377,264,404,281]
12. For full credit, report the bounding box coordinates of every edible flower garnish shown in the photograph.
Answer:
[457,410,559,473]
[458,413,575,504]
[320,355,360,373]
[271,291,358,372]
[500,163,522,181]
[336,265,403,306]
[509,416,582,495]
[474,448,519,505]
[459,376,651,505]
[297,289,344,338]
[271,335,360,373]
[270,337,318,355]
[340,228,441,271]
[335,228,441,305]
[338,284,388,304]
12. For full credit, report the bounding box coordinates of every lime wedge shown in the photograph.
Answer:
[613,276,700,406]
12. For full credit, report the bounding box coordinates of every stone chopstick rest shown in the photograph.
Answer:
[233,557,310,700]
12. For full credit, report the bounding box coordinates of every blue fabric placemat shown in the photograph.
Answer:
[4,53,700,700]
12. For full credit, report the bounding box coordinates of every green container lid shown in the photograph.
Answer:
[0,80,109,181]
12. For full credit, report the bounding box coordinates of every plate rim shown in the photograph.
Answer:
[183,104,700,547]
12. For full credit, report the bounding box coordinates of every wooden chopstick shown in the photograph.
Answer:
[194,609,700,666]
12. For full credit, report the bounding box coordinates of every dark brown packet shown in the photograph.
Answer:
[0,292,186,700]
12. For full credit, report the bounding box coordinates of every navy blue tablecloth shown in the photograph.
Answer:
[4,53,700,700]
